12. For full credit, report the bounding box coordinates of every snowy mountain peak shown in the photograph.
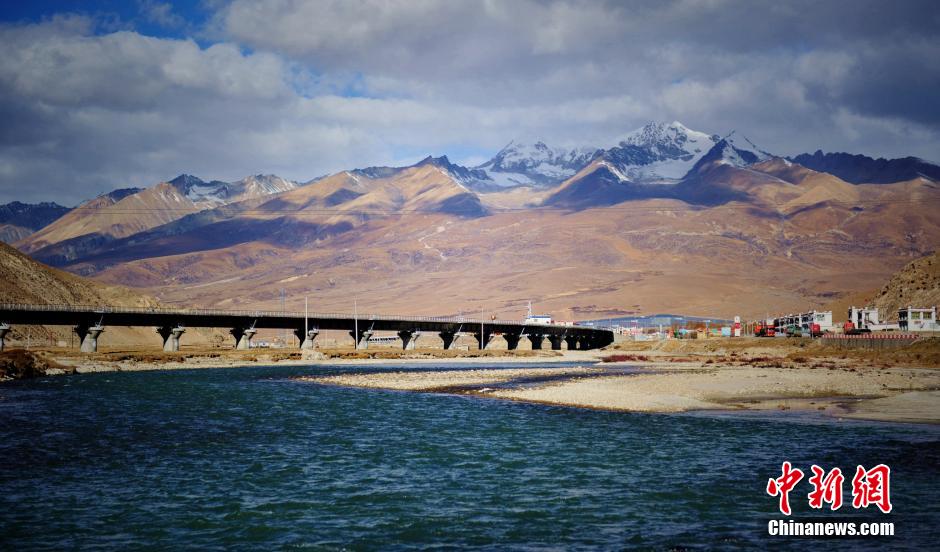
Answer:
[234,174,298,197]
[688,132,774,174]
[721,131,771,162]
[166,173,296,208]
[618,121,717,151]
[711,131,772,166]
[168,174,206,194]
[601,121,719,182]
[474,141,601,188]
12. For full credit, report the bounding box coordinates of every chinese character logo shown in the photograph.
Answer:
[767,461,804,515]
[808,465,844,510]
[767,462,892,515]
[852,464,892,514]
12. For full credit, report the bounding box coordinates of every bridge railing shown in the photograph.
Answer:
[0,303,600,332]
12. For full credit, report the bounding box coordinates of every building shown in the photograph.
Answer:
[775,310,834,334]
[847,306,899,332]
[848,306,880,329]
[898,306,939,332]
[801,310,835,331]
[523,301,552,325]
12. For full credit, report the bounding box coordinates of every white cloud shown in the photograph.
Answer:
[1,1,940,204]
[138,0,186,29]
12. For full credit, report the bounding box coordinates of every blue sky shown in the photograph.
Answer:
[1,0,938,204]
[0,1,211,40]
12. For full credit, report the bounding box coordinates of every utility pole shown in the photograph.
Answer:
[281,288,287,346]
[481,304,485,350]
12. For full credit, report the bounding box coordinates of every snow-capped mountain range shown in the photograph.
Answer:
[473,141,601,188]
[169,174,299,208]
[457,121,771,191]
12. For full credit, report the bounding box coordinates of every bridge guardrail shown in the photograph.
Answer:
[0,303,594,331]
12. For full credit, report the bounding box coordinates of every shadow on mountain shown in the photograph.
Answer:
[671,175,751,206]
[792,151,940,184]
[60,216,354,275]
[543,165,750,209]
[433,193,489,217]
[29,200,261,266]
[542,167,674,209]
[325,188,366,207]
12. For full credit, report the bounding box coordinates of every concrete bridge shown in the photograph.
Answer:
[0,303,614,353]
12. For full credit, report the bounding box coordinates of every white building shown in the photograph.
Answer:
[847,306,900,331]
[525,315,552,325]
[524,301,552,325]
[898,306,939,332]
[800,310,835,331]
[848,306,881,329]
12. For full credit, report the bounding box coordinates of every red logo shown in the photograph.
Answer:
[768,462,892,515]
[851,464,893,514]
[808,465,844,510]
[767,461,804,515]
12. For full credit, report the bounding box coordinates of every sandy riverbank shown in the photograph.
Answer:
[6,338,940,424]
[0,347,594,379]
[303,350,940,424]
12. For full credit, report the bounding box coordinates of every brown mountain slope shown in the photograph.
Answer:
[0,242,155,306]
[84,180,940,322]
[18,183,202,255]
[54,164,488,272]
[17,175,299,262]
[870,252,940,316]
[0,224,34,244]
[25,159,940,323]
[0,242,162,347]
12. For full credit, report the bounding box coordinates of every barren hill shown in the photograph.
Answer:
[17,183,201,258]
[870,252,940,317]
[0,242,161,347]
[77,165,939,322]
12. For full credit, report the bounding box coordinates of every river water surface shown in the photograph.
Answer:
[1,363,937,550]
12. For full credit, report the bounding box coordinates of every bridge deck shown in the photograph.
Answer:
[0,303,613,344]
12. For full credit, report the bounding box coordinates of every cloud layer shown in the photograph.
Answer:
[1,0,939,204]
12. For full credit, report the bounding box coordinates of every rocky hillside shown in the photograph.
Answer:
[0,242,160,347]
[0,201,71,243]
[870,252,940,317]
[0,242,155,306]
[791,151,940,184]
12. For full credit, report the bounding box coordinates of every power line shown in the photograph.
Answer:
[56,196,936,218]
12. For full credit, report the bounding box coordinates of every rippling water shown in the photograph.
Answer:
[1,363,937,550]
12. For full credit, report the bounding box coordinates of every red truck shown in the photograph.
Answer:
[842,321,871,335]
[754,323,776,337]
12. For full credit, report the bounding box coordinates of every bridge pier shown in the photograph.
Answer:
[157,325,186,352]
[231,327,256,350]
[351,330,373,349]
[503,333,521,350]
[564,336,578,350]
[398,330,419,350]
[474,331,494,350]
[74,324,104,353]
[294,328,319,350]
[528,333,545,350]
[439,331,461,350]
[548,334,563,350]
[0,323,9,352]
[578,338,594,351]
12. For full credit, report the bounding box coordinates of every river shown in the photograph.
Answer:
[1,363,937,550]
